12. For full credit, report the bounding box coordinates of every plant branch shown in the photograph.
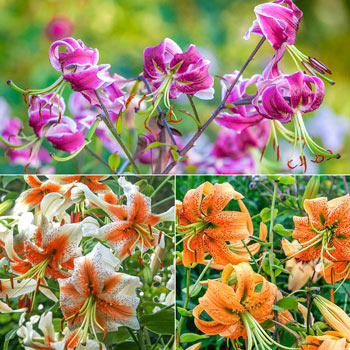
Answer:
[162,36,266,174]
[85,146,115,174]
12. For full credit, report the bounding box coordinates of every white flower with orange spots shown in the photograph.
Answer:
[74,177,174,259]
[59,243,140,349]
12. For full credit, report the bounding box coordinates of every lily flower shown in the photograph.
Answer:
[13,175,65,214]
[285,254,320,291]
[74,177,174,259]
[142,38,214,130]
[59,243,140,348]
[313,296,350,339]
[5,193,98,305]
[193,263,296,350]
[144,38,214,102]
[253,71,339,170]
[282,195,350,272]
[47,175,111,193]
[244,0,303,51]
[8,37,114,121]
[302,332,350,350]
[177,182,252,267]
[216,71,264,132]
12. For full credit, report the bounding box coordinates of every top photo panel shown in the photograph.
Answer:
[0,0,349,175]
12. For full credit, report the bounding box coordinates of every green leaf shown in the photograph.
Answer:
[171,149,179,162]
[2,176,20,188]
[102,327,131,345]
[180,333,209,343]
[272,305,285,311]
[267,175,280,181]
[261,255,282,277]
[140,308,174,335]
[277,297,299,311]
[108,153,120,171]
[279,176,296,185]
[116,115,123,134]
[142,184,154,197]
[260,207,278,223]
[144,142,177,152]
[3,327,18,350]
[274,224,292,237]
[112,341,139,350]
[177,307,193,317]
[142,265,153,285]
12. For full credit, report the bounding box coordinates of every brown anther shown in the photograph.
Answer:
[260,145,267,162]
[287,159,297,169]
[103,327,107,341]
[330,289,335,303]
[60,219,65,226]
[126,92,137,108]
[138,256,145,267]
[276,145,280,161]
[24,163,32,174]
[303,156,308,172]
[309,56,332,75]
[158,231,163,244]
[0,280,2,292]
[9,274,14,289]
[272,139,276,152]
[54,113,62,126]
[148,224,153,236]
[299,156,304,167]
[5,294,10,307]
[330,266,335,286]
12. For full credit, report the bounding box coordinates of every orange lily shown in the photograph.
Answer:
[177,182,252,267]
[302,332,350,350]
[47,175,111,193]
[193,263,295,350]
[59,243,140,349]
[74,177,174,259]
[282,195,350,275]
[14,175,64,213]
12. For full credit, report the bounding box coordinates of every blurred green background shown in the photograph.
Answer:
[0,0,349,174]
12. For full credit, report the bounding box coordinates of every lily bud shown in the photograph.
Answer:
[314,295,350,339]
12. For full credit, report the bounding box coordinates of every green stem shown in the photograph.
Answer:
[269,181,278,284]
[176,267,191,346]
[241,240,259,269]
[190,258,213,297]
[150,175,172,198]
[187,94,201,127]
[127,328,142,350]
[94,92,141,174]
[151,195,175,208]
[137,328,147,350]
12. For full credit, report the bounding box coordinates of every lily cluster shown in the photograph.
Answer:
[176,179,350,350]
[0,175,175,349]
[1,0,340,174]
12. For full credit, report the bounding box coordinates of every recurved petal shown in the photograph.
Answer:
[304,197,329,229]
[203,236,248,266]
[193,305,232,335]
[321,262,350,284]
[182,183,206,222]
[199,280,244,324]
[201,183,244,216]
[205,211,250,241]
[182,233,205,267]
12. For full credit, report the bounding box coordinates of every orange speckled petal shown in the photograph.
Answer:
[321,261,350,284]
[304,197,329,229]
[203,236,248,266]
[201,183,244,216]
[238,200,253,235]
[193,305,231,335]
[182,184,205,222]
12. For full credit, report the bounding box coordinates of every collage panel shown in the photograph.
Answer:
[0,175,175,350]
[176,175,350,350]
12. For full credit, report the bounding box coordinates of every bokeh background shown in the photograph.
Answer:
[0,0,349,174]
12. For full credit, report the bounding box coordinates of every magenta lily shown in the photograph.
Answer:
[216,71,264,132]
[244,0,303,51]
[143,38,214,106]
[252,71,339,169]
[253,71,325,122]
